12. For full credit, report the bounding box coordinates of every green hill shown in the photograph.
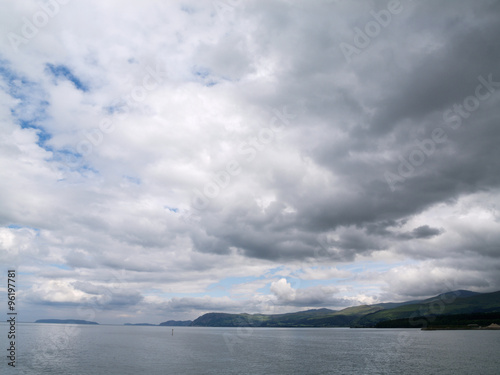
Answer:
[372,290,480,310]
[191,309,336,327]
[356,290,500,327]
[375,312,500,328]
[190,305,384,327]
[188,290,500,328]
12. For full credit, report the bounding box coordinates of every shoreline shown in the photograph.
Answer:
[422,324,500,331]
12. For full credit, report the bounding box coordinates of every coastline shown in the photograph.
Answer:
[422,323,500,331]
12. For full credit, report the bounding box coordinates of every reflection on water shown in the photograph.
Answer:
[31,323,82,371]
[1,323,499,374]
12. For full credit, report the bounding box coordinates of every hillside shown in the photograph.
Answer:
[188,290,500,328]
[356,290,500,327]
[372,290,480,310]
[191,309,335,327]
[375,312,500,328]
[190,305,383,327]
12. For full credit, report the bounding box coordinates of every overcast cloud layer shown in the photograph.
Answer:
[1,0,499,324]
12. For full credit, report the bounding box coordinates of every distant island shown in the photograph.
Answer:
[35,319,99,325]
[124,323,157,326]
[159,320,192,327]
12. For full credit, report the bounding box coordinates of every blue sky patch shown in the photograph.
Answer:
[46,63,89,92]
[123,176,141,185]
[7,224,40,235]
[1,59,53,150]
[50,264,72,270]
[192,66,220,87]
[181,5,196,14]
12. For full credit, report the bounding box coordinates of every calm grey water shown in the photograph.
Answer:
[1,323,499,374]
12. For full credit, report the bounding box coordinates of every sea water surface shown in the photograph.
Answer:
[1,323,499,374]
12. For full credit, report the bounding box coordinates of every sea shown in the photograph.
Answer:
[1,323,499,374]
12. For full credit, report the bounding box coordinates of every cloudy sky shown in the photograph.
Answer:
[1,0,499,324]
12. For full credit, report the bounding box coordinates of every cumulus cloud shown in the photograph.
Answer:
[270,278,296,302]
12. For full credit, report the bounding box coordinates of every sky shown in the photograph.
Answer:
[0,0,499,324]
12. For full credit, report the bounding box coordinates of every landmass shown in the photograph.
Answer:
[159,320,192,326]
[422,323,500,330]
[189,307,378,327]
[34,290,500,329]
[375,312,500,329]
[188,290,500,328]
[35,319,99,325]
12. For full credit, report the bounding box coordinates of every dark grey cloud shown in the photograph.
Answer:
[410,225,442,239]
[186,0,500,265]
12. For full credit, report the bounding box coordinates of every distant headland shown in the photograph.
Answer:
[159,320,192,326]
[35,319,99,325]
